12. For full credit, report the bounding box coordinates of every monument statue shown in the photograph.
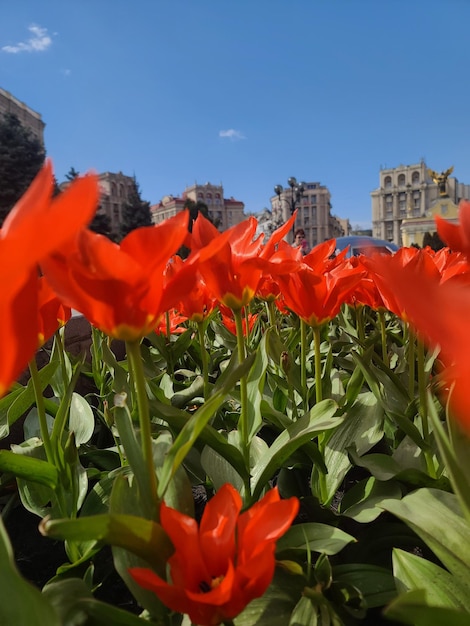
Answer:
[427,166,454,196]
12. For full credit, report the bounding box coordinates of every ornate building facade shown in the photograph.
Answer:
[371,161,470,246]
[0,87,45,145]
[270,181,347,249]
[97,172,136,236]
[151,182,245,230]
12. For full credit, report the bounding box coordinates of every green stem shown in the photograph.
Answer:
[55,328,68,384]
[267,300,277,329]
[244,305,251,345]
[313,324,328,502]
[197,320,210,399]
[407,324,416,400]
[417,338,436,478]
[165,310,171,341]
[233,308,251,497]
[300,319,308,413]
[356,304,365,345]
[29,356,54,464]
[313,325,323,404]
[378,309,388,367]
[126,339,158,504]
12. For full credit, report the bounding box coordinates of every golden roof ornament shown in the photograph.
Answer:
[427,166,454,197]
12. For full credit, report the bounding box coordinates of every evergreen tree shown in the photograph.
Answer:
[120,179,152,239]
[0,113,45,225]
[65,166,80,181]
[183,197,210,232]
[90,211,114,240]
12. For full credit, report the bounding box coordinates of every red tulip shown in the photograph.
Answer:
[369,253,470,432]
[130,484,299,626]
[42,212,192,341]
[0,161,98,395]
[37,275,71,346]
[436,200,470,257]
[276,240,364,328]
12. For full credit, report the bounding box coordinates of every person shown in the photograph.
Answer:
[293,228,309,255]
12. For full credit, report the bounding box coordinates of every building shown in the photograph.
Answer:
[151,182,245,230]
[270,181,347,250]
[97,171,136,236]
[0,87,45,145]
[371,161,470,246]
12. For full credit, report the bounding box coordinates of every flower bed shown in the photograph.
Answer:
[1,162,470,625]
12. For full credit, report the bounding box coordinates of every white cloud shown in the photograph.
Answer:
[219,129,246,141]
[2,24,52,54]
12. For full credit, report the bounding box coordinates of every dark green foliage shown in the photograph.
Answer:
[0,113,45,226]
[90,211,114,240]
[65,166,80,181]
[183,197,210,232]
[422,231,445,251]
[119,179,152,240]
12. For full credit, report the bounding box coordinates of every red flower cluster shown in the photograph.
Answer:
[130,484,299,626]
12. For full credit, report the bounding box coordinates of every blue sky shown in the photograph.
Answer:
[1,1,470,229]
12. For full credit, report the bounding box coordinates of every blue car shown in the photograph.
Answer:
[334,236,399,257]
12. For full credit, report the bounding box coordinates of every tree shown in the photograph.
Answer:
[65,166,80,181]
[0,113,45,225]
[423,231,445,251]
[183,197,210,232]
[120,179,153,239]
[89,211,114,240]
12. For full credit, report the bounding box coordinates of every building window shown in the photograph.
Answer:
[398,174,406,187]
[307,184,317,189]
[412,171,420,184]
[384,176,392,189]
[304,215,309,225]
[310,194,317,203]
[386,222,393,240]
[385,194,393,216]
[311,207,317,220]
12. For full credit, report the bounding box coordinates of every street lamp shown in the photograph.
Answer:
[274,177,306,236]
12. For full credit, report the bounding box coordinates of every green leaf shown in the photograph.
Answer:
[0,448,58,488]
[110,474,169,621]
[383,488,470,581]
[312,391,384,505]
[69,392,95,445]
[384,589,470,626]
[0,385,24,439]
[157,358,254,499]
[7,361,58,431]
[251,399,341,501]
[392,548,470,610]
[246,332,270,440]
[428,396,470,520]
[339,477,402,523]
[0,517,60,625]
[289,596,318,626]
[113,394,157,519]
[44,577,151,625]
[234,567,302,625]
[40,510,172,573]
[333,563,396,608]
[276,522,356,557]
